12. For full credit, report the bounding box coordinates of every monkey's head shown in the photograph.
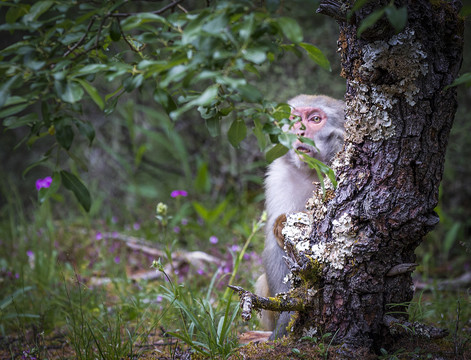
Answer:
[285,94,345,168]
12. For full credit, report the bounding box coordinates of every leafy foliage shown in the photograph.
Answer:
[0,0,333,210]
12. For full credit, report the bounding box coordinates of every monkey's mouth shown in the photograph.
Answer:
[296,146,311,154]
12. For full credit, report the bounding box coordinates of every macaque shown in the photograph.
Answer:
[255,95,345,338]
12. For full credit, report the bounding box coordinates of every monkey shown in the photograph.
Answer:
[255,95,345,339]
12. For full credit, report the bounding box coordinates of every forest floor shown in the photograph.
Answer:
[1,225,470,360]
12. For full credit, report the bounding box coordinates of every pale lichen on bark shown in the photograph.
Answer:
[345,27,429,144]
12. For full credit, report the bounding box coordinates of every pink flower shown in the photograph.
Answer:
[209,236,218,244]
[133,222,140,230]
[95,232,103,240]
[170,190,188,198]
[114,256,120,264]
[35,176,52,191]
[173,226,181,233]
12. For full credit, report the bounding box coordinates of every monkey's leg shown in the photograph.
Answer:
[254,273,276,330]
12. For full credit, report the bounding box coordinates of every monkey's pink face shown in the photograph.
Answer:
[290,107,327,156]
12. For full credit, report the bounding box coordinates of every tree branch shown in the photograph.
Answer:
[110,0,185,18]
[63,18,96,57]
[316,0,347,22]
[383,315,449,339]
[228,285,304,321]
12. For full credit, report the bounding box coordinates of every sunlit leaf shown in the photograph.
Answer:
[278,17,303,43]
[299,43,331,71]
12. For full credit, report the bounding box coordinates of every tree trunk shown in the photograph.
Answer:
[299,0,464,350]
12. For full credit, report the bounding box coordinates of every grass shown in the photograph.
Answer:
[0,175,470,360]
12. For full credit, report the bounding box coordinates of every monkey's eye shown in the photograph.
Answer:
[310,115,322,123]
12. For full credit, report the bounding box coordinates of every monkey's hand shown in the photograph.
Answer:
[228,285,304,322]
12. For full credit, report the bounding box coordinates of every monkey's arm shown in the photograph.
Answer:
[228,285,304,321]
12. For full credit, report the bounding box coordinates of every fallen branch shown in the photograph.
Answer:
[383,315,449,339]
[228,285,304,321]
[414,271,471,291]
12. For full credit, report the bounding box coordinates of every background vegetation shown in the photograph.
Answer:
[0,0,470,358]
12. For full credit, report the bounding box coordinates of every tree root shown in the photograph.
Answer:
[228,285,304,321]
[383,315,449,339]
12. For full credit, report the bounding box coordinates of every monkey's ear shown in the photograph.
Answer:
[273,214,287,248]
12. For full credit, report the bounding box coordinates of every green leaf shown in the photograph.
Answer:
[75,120,95,145]
[55,119,74,150]
[205,117,221,137]
[77,64,108,74]
[110,19,121,41]
[23,0,53,24]
[299,43,331,72]
[120,12,169,31]
[56,80,84,104]
[277,17,303,43]
[0,75,21,108]
[6,5,30,24]
[243,48,267,65]
[60,170,91,212]
[74,78,104,110]
[385,5,407,33]
[194,162,211,193]
[237,84,262,102]
[253,117,266,151]
[266,143,289,163]
[170,85,219,120]
[350,0,373,15]
[0,103,29,118]
[3,113,38,129]
[444,72,471,89]
[278,132,297,149]
[357,8,385,38]
[154,88,177,113]
[227,119,247,148]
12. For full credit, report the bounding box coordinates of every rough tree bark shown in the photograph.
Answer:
[232,0,464,353]
[308,0,463,349]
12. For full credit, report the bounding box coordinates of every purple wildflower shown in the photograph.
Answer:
[133,222,140,230]
[209,236,218,244]
[35,176,52,191]
[26,250,34,258]
[173,226,181,233]
[170,190,188,198]
[95,232,103,240]
[114,256,120,264]
[230,244,240,252]
[181,218,188,225]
